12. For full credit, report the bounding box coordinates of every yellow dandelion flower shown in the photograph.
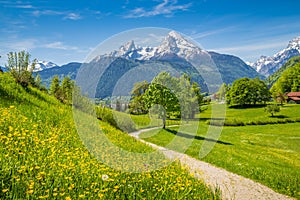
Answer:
[2,189,9,193]
[65,197,71,200]
[26,190,34,194]
[98,193,104,198]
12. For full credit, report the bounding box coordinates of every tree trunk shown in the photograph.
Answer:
[162,116,166,129]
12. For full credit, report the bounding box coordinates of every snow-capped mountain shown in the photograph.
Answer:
[33,61,58,72]
[96,31,206,62]
[252,36,300,77]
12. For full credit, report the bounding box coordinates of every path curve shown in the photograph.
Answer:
[129,127,294,200]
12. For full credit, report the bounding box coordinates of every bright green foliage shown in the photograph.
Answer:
[264,104,280,117]
[129,80,149,114]
[133,72,203,127]
[271,62,300,96]
[143,72,180,128]
[50,76,74,104]
[177,74,202,120]
[227,78,270,107]
[49,75,61,99]
[5,51,36,87]
[61,76,74,103]
[266,56,300,87]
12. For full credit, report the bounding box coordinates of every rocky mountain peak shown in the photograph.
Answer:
[252,35,300,77]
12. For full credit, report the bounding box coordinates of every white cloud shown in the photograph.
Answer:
[32,10,64,17]
[6,39,37,51]
[32,10,81,20]
[63,13,82,20]
[44,42,79,51]
[10,4,34,9]
[124,0,191,18]
[190,28,232,40]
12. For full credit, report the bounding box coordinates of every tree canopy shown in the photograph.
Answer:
[271,62,300,95]
[226,78,270,107]
[5,51,36,87]
[130,72,203,128]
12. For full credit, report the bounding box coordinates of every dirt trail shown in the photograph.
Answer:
[129,127,293,200]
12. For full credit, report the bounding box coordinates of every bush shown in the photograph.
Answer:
[95,106,136,132]
[264,104,280,117]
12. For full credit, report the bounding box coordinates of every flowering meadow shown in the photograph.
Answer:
[0,73,220,199]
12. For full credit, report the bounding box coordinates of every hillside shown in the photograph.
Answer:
[208,52,265,83]
[0,72,218,199]
[266,56,300,87]
[271,58,300,94]
[35,62,81,87]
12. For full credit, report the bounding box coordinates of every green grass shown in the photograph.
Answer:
[0,73,219,199]
[201,103,300,126]
[130,114,180,129]
[140,104,300,199]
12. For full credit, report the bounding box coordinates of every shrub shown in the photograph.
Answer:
[95,106,136,132]
[264,104,280,117]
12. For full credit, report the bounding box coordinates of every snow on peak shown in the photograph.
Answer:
[156,31,203,59]
[33,60,58,72]
[287,36,300,50]
[252,35,300,76]
[97,31,205,61]
[120,40,136,52]
[168,30,184,40]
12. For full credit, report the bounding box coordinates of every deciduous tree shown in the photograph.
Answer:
[6,51,36,87]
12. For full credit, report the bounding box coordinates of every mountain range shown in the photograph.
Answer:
[33,61,58,71]
[250,36,300,77]
[4,31,264,98]
[75,31,263,98]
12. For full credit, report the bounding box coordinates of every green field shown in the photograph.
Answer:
[140,104,300,198]
[0,73,219,199]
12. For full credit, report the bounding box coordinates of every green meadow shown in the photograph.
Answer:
[0,73,220,199]
[140,104,300,198]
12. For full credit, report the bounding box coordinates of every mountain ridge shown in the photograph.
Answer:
[252,36,300,77]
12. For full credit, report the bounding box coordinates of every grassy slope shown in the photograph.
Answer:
[140,104,300,198]
[0,73,219,199]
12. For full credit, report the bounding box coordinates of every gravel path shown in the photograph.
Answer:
[129,127,294,200]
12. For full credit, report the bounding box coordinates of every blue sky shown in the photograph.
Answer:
[1,0,300,66]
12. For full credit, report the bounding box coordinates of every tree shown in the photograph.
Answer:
[5,51,36,87]
[271,62,300,94]
[50,75,62,100]
[177,74,202,120]
[250,78,270,105]
[226,78,270,107]
[115,99,121,111]
[143,72,179,129]
[216,83,228,101]
[34,74,42,88]
[61,76,74,103]
[129,80,149,114]
[265,104,280,117]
